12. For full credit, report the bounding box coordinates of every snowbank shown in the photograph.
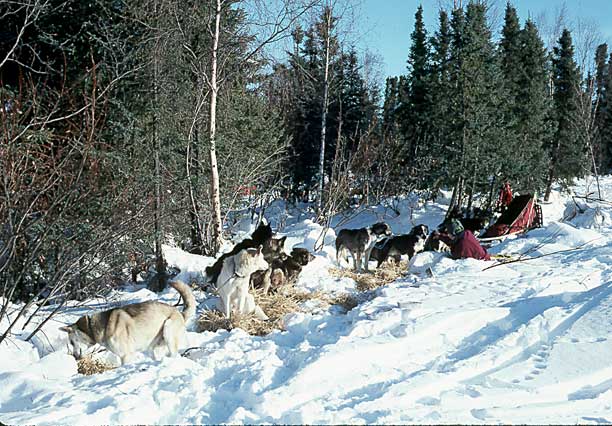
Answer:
[2,177,612,424]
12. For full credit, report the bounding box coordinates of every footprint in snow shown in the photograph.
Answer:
[471,408,488,420]
[464,386,481,398]
[416,396,441,406]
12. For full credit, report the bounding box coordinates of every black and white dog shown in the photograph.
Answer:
[369,224,429,268]
[335,222,392,272]
[424,231,451,253]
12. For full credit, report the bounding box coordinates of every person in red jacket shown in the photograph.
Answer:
[438,219,491,261]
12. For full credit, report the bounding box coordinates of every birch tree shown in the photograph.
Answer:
[187,0,319,254]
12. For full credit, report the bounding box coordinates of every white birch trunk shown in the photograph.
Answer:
[209,0,223,254]
[317,8,332,212]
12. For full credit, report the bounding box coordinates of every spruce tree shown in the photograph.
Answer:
[446,3,504,209]
[594,44,609,170]
[498,2,522,186]
[428,9,453,190]
[463,2,505,205]
[510,19,552,192]
[446,5,467,210]
[545,29,586,200]
[401,5,431,189]
[500,2,522,97]
[604,53,612,172]
[382,77,400,137]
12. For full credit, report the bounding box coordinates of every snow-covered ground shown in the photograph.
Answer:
[1,177,611,424]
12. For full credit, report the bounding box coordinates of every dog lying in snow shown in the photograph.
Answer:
[335,222,392,272]
[60,280,195,365]
[369,224,430,268]
[216,246,269,320]
[251,247,315,294]
[424,231,451,253]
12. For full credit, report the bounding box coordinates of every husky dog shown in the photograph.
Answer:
[216,246,269,320]
[248,234,288,294]
[59,280,195,365]
[335,222,392,272]
[424,230,451,253]
[369,224,429,268]
[205,223,273,285]
[251,247,315,294]
[262,235,287,263]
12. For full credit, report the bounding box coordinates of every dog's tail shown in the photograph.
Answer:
[169,280,196,321]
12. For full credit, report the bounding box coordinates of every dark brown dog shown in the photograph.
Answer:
[251,247,315,294]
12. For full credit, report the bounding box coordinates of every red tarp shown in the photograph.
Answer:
[483,194,537,238]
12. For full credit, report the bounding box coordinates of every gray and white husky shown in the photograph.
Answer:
[216,246,269,320]
[335,222,392,272]
[59,280,195,365]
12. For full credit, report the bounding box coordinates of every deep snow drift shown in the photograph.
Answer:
[1,177,611,424]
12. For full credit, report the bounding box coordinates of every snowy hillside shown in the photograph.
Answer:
[1,178,612,424]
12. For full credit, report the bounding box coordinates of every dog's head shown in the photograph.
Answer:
[241,246,269,273]
[270,268,285,288]
[370,222,392,237]
[290,247,315,266]
[410,224,429,239]
[251,223,273,244]
[60,316,96,360]
[262,235,286,257]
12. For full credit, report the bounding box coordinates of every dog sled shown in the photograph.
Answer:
[479,194,542,242]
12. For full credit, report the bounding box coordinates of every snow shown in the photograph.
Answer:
[2,177,612,424]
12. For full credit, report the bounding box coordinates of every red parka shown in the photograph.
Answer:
[439,230,491,261]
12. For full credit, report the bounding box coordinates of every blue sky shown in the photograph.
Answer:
[360,0,612,78]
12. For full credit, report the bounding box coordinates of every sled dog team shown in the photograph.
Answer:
[61,219,486,365]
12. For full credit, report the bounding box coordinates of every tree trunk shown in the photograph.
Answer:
[447,176,463,218]
[209,0,223,254]
[187,76,204,253]
[544,140,560,201]
[317,8,332,213]
[152,0,166,291]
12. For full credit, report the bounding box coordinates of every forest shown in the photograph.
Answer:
[1,0,612,316]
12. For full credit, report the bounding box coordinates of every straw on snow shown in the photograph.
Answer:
[329,260,408,292]
[197,284,359,336]
[77,355,115,376]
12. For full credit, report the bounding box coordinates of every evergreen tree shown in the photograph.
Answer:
[545,29,586,200]
[445,2,504,209]
[604,53,612,172]
[462,3,505,205]
[446,5,467,206]
[500,2,522,97]
[428,9,453,190]
[382,77,401,137]
[513,19,553,192]
[494,2,551,194]
[498,2,522,185]
[594,44,610,170]
[400,5,432,188]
